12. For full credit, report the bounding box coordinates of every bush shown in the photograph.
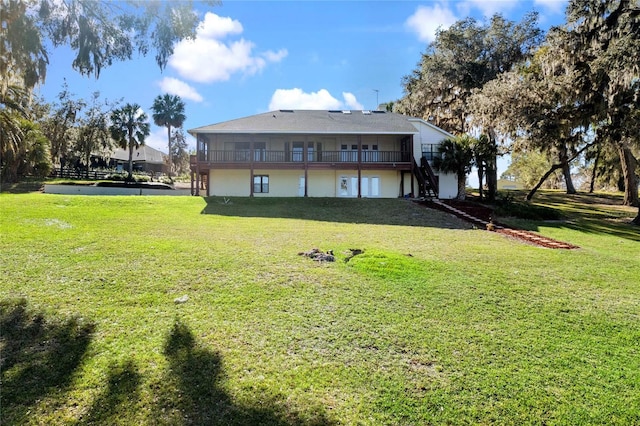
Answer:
[106,173,128,181]
[105,173,153,183]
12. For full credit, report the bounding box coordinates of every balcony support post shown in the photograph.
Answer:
[195,134,200,197]
[249,140,254,197]
[304,139,309,197]
[357,135,362,198]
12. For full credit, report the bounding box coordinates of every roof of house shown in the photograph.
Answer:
[188,110,423,135]
[110,145,166,164]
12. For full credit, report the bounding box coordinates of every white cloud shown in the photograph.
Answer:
[458,0,517,18]
[158,77,203,102]
[197,13,243,39]
[342,92,364,110]
[263,49,288,63]
[405,4,458,43]
[268,88,364,111]
[169,12,288,83]
[533,0,568,14]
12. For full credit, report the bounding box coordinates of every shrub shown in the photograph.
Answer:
[106,173,128,181]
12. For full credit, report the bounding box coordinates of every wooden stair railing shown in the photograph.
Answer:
[413,158,439,198]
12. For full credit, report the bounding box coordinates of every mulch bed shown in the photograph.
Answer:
[417,199,579,250]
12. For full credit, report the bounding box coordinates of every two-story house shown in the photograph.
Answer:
[188,110,458,199]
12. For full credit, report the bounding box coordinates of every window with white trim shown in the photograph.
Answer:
[253,175,269,193]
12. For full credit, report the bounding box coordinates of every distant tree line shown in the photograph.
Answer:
[1,0,207,183]
[1,82,190,183]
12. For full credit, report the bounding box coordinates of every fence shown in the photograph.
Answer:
[50,169,111,180]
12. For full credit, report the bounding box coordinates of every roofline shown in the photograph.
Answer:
[188,129,418,136]
[407,118,455,138]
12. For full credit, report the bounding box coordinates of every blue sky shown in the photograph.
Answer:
[36,0,568,154]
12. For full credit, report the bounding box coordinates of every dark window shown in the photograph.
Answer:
[253,175,269,193]
[292,142,304,162]
[422,144,440,161]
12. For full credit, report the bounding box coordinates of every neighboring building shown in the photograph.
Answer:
[498,178,525,191]
[108,145,167,175]
[188,110,458,198]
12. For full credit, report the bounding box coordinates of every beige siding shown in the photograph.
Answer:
[210,169,250,196]
[253,169,300,197]
[376,170,401,198]
[208,168,403,198]
[307,170,337,197]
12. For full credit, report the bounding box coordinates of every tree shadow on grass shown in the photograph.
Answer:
[495,191,640,242]
[81,359,142,425]
[201,197,471,230]
[153,319,335,425]
[0,298,95,424]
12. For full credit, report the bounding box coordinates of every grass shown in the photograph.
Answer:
[1,190,639,425]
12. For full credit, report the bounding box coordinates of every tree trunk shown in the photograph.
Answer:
[558,145,576,194]
[589,145,601,193]
[456,172,466,200]
[486,158,497,201]
[562,161,577,194]
[477,163,484,200]
[167,125,173,180]
[618,142,638,206]
[632,206,640,226]
[485,131,497,202]
[527,141,597,201]
[128,139,134,180]
[2,159,19,183]
[526,163,564,201]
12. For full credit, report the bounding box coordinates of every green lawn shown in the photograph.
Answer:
[1,191,638,425]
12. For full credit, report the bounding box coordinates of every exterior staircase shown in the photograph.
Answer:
[413,159,439,198]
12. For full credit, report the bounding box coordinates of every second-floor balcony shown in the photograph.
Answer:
[195,149,412,164]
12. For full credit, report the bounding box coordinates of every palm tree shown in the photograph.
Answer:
[151,94,185,179]
[433,135,474,200]
[109,103,150,181]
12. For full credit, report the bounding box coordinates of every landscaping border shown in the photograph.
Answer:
[43,184,192,196]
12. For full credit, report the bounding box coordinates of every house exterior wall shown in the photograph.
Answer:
[408,119,458,198]
[253,169,300,197]
[437,173,458,199]
[210,169,251,196]
[308,170,337,197]
[207,168,402,198]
